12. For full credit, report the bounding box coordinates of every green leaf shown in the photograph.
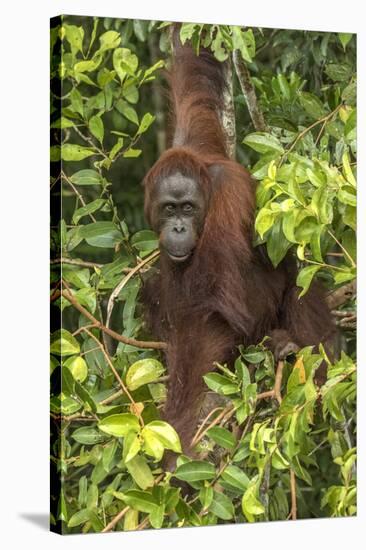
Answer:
[130,230,158,252]
[149,503,165,529]
[180,23,200,45]
[50,329,80,356]
[207,426,236,450]
[232,26,255,62]
[64,356,88,383]
[277,74,291,100]
[199,486,214,509]
[342,81,356,106]
[310,225,324,262]
[296,265,321,297]
[98,30,121,53]
[118,490,158,514]
[115,99,139,125]
[123,148,142,158]
[137,113,155,135]
[50,117,75,129]
[69,88,84,117]
[333,268,356,285]
[266,218,291,267]
[61,365,75,396]
[50,145,61,162]
[298,92,327,120]
[143,421,182,453]
[342,229,356,264]
[64,24,84,56]
[79,222,121,248]
[342,152,356,187]
[113,48,139,82]
[241,347,266,364]
[243,132,284,155]
[311,186,333,224]
[125,455,154,489]
[221,465,250,491]
[61,144,95,161]
[133,19,147,41]
[142,428,165,461]
[174,460,216,483]
[89,115,104,144]
[72,199,105,224]
[203,372,239,395]
[255,208,276,239]
[123,430,141,463]
[325,63,353,82]
[67,508,90,528]
[74,56,102,74]
[338,185,356,207]
[338,33,353,50]
[74,381,97,413]
[124,509,139,531]
[98,413,140,437]
[209,491,235,520]
[75,288,97,313]
[86,484,98,510]
[123,83,139,103]
[78,476,87,508]
[69,169,103,186]
[72,426,107,445]
[143,60,165,80]
[126,358,165,390]
[102,440,118,471]
[109,137,124,160]
[242,481,265,521]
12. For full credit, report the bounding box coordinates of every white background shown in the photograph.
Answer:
[0,1,364,548]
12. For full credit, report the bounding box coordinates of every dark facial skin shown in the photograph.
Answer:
[151,173,207,263]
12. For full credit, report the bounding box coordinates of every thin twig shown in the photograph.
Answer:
[102,473,164,533]
[106,249,160,329]
[73,124,108,160]
[99,389,124,406]
[190,404,234,448]
[273,360,284,404]
[61,171,97,223]
[136,516,150,531]
[257,390,274,400]
[290,469,297,520]
[82,328,143,426]
[55,286,166,350]
[72,324,97,337]
[279,104,342,166]
[191,406,226,445]
[51,258,103,269]
[327,229,356,268]
[102,506,130,533]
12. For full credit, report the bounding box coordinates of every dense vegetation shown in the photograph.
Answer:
[50,16,356,533]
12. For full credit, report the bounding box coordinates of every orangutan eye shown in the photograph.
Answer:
[182,203,193,213]
[165,204,175,214]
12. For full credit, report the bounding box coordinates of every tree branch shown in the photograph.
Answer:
[233,50,268,132]
[51,258,104,269]
[221,58,236,159]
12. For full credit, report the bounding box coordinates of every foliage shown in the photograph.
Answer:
[50,17,356,533]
